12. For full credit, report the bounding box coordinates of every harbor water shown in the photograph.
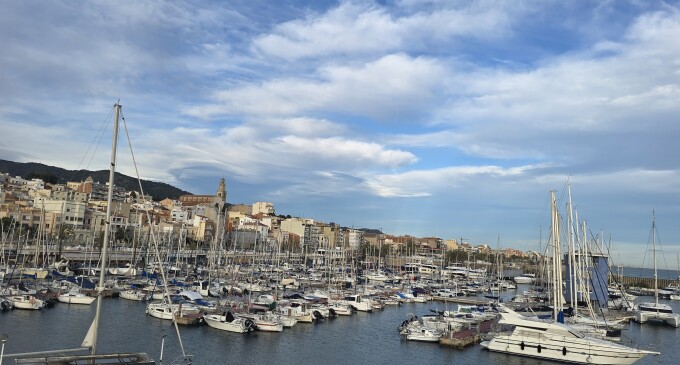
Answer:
[1,292,679,365]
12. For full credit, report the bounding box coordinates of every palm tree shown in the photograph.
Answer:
[56,223,74,257]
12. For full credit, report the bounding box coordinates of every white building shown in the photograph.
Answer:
[346,229,363,250]
[40,198,88,229]
[252,201,275,216]
[171,207,189,222]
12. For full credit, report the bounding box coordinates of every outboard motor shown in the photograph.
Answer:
[244,319,256,331]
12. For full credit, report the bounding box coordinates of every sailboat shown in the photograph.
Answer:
[6,104,160,363]
[57,288,97,305]
[633,211,680,327]
[482,191,659,364]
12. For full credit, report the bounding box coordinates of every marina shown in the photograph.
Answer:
[0,283,677,365]
[0,97,679,365]
[2,164,679,364]
[3,1,680,365]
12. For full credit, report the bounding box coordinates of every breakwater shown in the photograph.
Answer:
[609,274,679,289]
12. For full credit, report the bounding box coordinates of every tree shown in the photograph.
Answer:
[114,226,134,245]
[56,223,74,256]
[56,223,74,241]
[380,243,391,257]
[1,217,17,234]
[94,230,105,248]
[27,172,58,184]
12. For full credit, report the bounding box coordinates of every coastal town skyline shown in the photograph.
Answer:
[2,1,680,266]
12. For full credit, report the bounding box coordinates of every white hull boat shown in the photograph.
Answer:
[634,302,680,327]
[7,295,45,310]
[58,291,97,305]
[109,264,138,276]
[277,301,315,323]
[340,294,373,312]
[146,302,200,320]
[633,213,680,328]
[329,302,353,316]
[404,327,442,342]
[482,305,657,364]
[237,313,284,332]
[513,274,536,284]
[120,289,151,301]
[204,313,257,333]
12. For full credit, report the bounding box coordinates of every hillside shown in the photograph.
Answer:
[0,159,191,200]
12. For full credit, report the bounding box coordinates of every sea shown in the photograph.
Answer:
[1,288,680,365]
[614,266,680,281]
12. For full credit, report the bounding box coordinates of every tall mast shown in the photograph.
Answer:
[566,182,577,315]
[551,191,558,320]
[91,103,121,355]
[653,210,658,309]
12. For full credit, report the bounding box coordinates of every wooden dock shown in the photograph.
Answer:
[439,334,480,348]
[439,318,495,349]
[174,312,204,325]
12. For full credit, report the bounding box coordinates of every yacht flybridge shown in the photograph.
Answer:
[482,190,659,365]
[481,305,658,364]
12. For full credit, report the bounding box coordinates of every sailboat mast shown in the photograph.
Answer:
[653,210,658,309]
[566,182,577,315]
[91,103,121,355]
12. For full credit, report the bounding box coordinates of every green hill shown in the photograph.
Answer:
[0,159,191,200]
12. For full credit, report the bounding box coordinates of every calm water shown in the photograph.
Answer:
[614,266,680,280]
[1,294,679,365]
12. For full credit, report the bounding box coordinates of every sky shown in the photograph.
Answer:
[1,0,680,267]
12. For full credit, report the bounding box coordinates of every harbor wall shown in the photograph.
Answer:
[609,274,678,289]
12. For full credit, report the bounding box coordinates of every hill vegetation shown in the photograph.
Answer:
[0,159,191,200]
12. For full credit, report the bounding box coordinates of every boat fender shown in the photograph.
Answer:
[562,347,567,356]
[520,341,525,350]
[537,344,541,353]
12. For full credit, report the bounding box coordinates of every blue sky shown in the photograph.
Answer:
[2,0,680,266]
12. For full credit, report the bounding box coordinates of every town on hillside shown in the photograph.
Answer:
[0,171,537,271]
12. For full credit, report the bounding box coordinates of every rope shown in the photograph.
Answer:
[120,109,191,362]
[76,106,113,180]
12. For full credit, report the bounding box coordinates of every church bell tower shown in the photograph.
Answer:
[216,177,227,204]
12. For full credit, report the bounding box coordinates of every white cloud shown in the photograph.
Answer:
[4,1,680,264]
[186,53,447,120]
[276,135,417,168]
[273,117,347,137]
[365,164,540,197]
[252,1,512,60]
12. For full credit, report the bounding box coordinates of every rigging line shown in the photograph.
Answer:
[120,110,189,360]
[76,106,114,175]
[652,222,673,276]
